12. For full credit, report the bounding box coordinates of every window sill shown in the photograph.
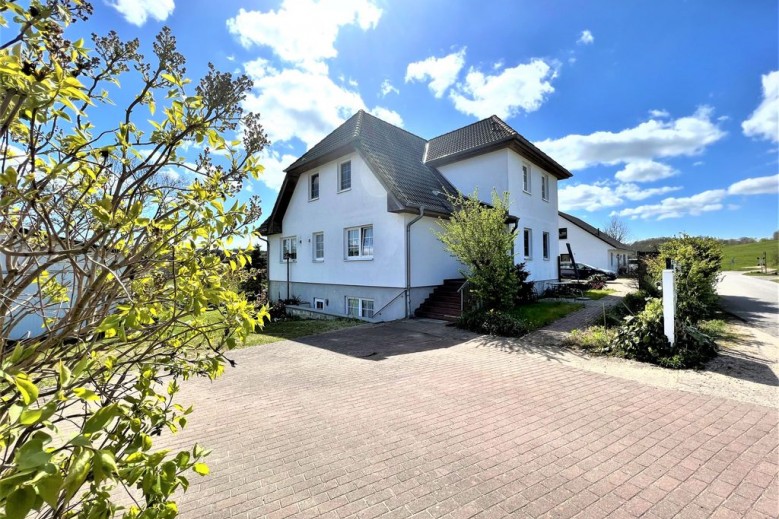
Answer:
[523,190,531,195]
[309,197,319,202]
[337,188,352,193]
[345,256,373,261]
[313,259,324,263]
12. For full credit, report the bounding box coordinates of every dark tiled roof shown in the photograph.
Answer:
[425,115,571,180]
[425,116,516,163]
[259,111,572,235]
[559,211,632,250]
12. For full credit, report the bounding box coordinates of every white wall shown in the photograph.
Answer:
[407,214,462,287]
[558,215,614,271]
[268,153,406,292]
[437,150,508,202]
[438,149,560,282]
[507,152,559,282]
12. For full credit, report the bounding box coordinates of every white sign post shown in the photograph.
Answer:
[662,259,675,345]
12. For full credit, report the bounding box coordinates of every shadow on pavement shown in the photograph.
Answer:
[290,319,475,361]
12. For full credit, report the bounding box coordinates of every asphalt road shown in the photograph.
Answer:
[718,271,779,336]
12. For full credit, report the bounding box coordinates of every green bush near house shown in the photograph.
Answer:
[457,301,583,337]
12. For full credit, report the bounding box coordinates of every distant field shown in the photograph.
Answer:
[721,239,779,270]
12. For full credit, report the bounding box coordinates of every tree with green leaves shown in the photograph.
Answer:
[648,234,723,322]
[0,1,269,517]
[436,190,518,310]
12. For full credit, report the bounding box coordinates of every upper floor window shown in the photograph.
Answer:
[312,232,324,261]
[309,173,319,200]
[523,228,532,259]
[559,227,568,240]
[281,236,297,262]
[345,225,373,259]
[339,161,351,191]
[542,232,550,260]
[522,163,531,193]
[541,174,549,201]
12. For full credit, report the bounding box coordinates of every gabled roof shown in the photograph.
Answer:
[424,115,572,180]
[559,211,633,251]
[259,111,572,235]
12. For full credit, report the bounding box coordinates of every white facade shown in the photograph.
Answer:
[558,215,633,272]
[267,154,462,321]
[438,149,559,283]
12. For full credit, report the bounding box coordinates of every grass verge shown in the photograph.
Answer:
[583,289,616,300]
[508,301,584,331]
[242,318,362,348]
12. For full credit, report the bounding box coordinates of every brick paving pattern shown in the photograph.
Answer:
[160,298,778,518]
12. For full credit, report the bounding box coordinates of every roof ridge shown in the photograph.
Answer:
[358,110,427,143]
[429,115,515,142]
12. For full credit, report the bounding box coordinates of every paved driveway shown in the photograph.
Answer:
[163,319,778,519]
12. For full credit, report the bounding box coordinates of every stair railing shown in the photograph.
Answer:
[457,279,480,313]
[373,289,407,319]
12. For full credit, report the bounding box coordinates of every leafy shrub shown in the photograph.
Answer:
[647,234,723,322]
[513,263,537,305]
[587,275,607,290]
[565,326,617,352]
[269,300,289,321]
[609,298,718,368]
[457,309,528,337]
[600,290,650,327]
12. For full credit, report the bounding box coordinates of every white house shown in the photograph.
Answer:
[558,212,635,273]
[259,111,573,321]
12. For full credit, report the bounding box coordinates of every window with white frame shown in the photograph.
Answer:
[281,236,297,262]
[345,225,373,259]
[522,163,531,193]
[523,228,532,259]
[312,232,324,261]
[542,232,550,260]
[541,174,549,201]
[309,172,319,200]
[346,297,374,318]
[314,298,325,310]
[339,160,351,191]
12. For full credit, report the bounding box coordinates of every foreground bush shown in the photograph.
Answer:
[457,309,528,337]
[648,234,723,322]
[607,299,717,368]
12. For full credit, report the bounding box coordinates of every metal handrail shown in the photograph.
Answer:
[373,289,407,318]
[456,279,470,312]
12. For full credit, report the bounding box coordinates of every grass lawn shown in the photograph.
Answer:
[242,318,362,348]
[508,301,584,331]
[583,289,615,300]
[721,239,778,270]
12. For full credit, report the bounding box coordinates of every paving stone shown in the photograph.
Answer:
[157,298,777,519]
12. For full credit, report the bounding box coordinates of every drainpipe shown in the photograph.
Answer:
[405,206,425,318]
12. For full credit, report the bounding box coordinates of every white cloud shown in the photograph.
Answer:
[616,190,727,220]
[559,183,623,211]
[379,79,399,97]
[614,160,678,183]
[728,174,779,195]
[742,70,779,143]
[537,106,726,171]
[368,107,403,127]
[405,49,466,98]
[107,0,174,26]
[243,58,401,148]
[649,109,669,118]
[226,0,381,69]
[559,181,681,211]
[449,59,557,119]
[258,150,299,191]
[577,30,594,45]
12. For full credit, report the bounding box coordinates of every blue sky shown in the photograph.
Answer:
[85,1,777,241]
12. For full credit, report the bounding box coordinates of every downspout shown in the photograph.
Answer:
[405,207,425,318]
